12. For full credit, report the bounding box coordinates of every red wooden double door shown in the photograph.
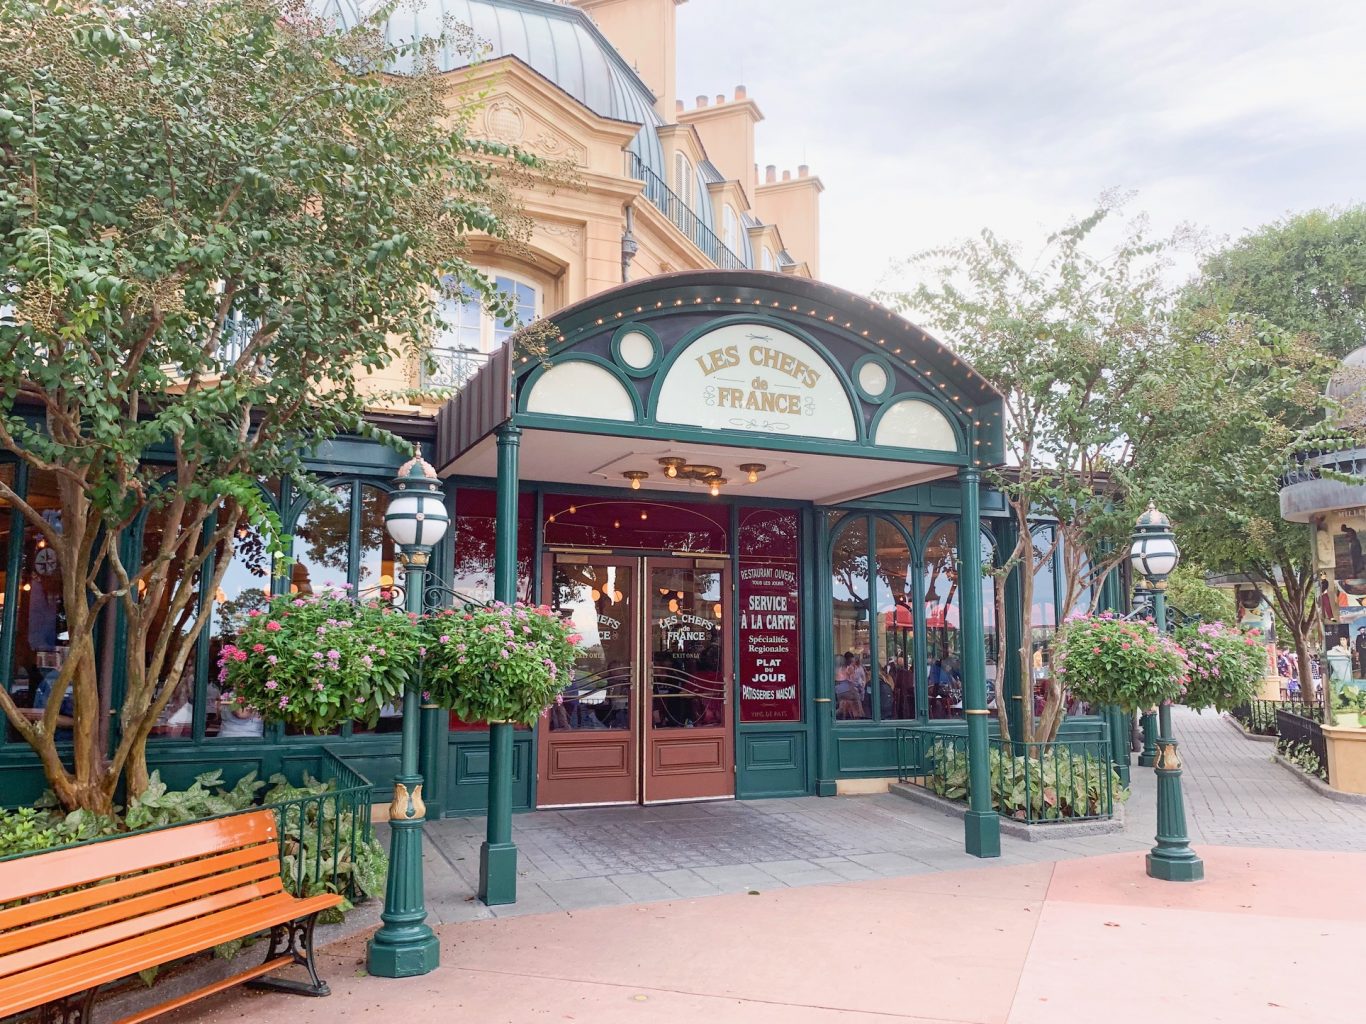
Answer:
[537,554,734,806]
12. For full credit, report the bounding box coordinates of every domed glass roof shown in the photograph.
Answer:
[324,0,666,177]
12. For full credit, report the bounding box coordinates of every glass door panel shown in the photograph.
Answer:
[537,559,638,806]
[644,559,733,803]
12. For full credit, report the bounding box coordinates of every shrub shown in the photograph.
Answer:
[927,746,1127,821]
[421,601,580,726]
[221,589,421,733]
[1055,614,1189,713]
[1176,622,1267,712]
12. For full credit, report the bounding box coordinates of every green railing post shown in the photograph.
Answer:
[479,423,521,907]
[958,466,1001,857]
[1146,587,1203,882]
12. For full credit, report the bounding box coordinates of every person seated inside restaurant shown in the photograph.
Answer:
[835,651,866,719]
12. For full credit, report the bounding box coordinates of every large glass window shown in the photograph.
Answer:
[874,519,913,720]
[1030,527,1059,716]
[3,468,75,742]
[830,516,870,721]
[205,521,271,739]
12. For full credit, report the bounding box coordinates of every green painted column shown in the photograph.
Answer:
[1109,706,1131,787]
[1146,587,1203,882]
[420,705,444,819]
[368,551,439,977]
[997,519,1025,750]
[813,511,837,796]
[479,423,521,906]
[959,467,1001,858]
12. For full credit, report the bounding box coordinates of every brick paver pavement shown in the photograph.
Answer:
[412,707,1366,924]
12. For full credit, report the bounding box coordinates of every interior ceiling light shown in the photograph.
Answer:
[623,470,649,490]
[658,457,686,478]
[709,477,727,497]
[738,463,766,484]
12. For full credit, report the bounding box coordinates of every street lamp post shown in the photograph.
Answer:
[367,458,450,977]
[1130,501,1204,883]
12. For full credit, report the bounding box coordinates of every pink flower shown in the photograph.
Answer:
[266,621,282,632]
[267,654,278,665]
[1121,642,1130,650]
[567,633,583,645]
[232,649,247,662]
[278,696,289,709]
[252,643,266,654]
[247,609,262,618]
[265,680,278,690]
[439,634,451,644]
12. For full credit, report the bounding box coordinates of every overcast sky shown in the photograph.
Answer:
[676,0,1366,296]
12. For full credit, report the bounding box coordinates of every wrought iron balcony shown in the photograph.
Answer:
[421,346,490,391]
[627,153,747,271]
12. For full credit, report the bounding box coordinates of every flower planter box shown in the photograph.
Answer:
[1323,725,1366,795]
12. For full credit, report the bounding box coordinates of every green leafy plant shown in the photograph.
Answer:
[1176,622,1267,712]
[1055,614,1189,713]
[1278,739,1326,780]
[421,602,580,726]
[220,591,420,733]
[927,745,1127,821]
[0,807,63,857]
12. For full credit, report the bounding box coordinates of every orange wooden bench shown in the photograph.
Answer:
[0,809,342,1023]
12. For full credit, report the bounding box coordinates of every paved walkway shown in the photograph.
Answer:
[167,846,1366,1023]
[408,707,1366,924]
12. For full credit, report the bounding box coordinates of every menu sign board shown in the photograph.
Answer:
[738,509,802,723]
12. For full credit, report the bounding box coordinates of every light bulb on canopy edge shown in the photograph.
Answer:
[739,463,766,485]
[709,477,727,497]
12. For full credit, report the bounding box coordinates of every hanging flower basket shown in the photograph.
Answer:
[420,602,580,726]
[1174,621,1266,712]
[220,588,421,733]
[1055,613,1189,713]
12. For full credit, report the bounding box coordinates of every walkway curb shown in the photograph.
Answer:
[1271,754,1366,805]
[887,782,1126,841]
[1221,713,1275,743]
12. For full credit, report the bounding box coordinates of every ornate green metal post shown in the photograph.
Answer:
[1130,504,1203,882]
[959,467,1001,858]
[1138,709,1159,767]
[420,705,443,819]
[479,424,521,906]
[1146,587,1203,881]
[369,460,448,977]
[1109,706,1131,787]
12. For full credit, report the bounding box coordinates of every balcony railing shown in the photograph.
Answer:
[421,346,490,391]
[627,153,747,271]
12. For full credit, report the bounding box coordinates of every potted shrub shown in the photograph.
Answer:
[420,602,580,725]
[220,588,420,732]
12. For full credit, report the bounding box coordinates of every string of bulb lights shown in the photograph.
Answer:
[620,457,767,497]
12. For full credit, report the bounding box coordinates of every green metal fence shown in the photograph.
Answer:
[1231,699,1322,735]
[896,727,1117,824]
[270,749,378,900]
[1,748,377,900]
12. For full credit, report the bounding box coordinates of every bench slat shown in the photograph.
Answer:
[0,877,285,980]
[0,858,284,958]
[0,843,278,935]
[0,811,276,904]
[0,891,340,1018]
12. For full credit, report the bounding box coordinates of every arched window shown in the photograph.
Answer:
[723,204,739,251]
[762,246,775,271]
[288,479,402,735]
[427,272,542,394]
[922,523,997,721]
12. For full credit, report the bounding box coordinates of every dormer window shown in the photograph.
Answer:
[723,205,739,252]
[674,152,694,207]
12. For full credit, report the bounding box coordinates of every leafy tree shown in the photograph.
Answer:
[1149,207,1366,709]
[0,0,554,811]
[880,200,1180,742]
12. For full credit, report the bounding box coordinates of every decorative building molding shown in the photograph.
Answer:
[483,97,586,166]
[533,220,585,253]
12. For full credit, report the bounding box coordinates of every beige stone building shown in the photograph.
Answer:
[333,0,824,405]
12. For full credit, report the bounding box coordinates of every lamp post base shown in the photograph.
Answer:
[367,932,441,979]
[964,810,1001,859]
[1147,737,1203,883]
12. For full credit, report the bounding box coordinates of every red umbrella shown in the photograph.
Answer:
[884,604,914,629]
[925,604,960,629]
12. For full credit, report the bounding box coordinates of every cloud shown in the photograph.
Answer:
[676,0,1366,294]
